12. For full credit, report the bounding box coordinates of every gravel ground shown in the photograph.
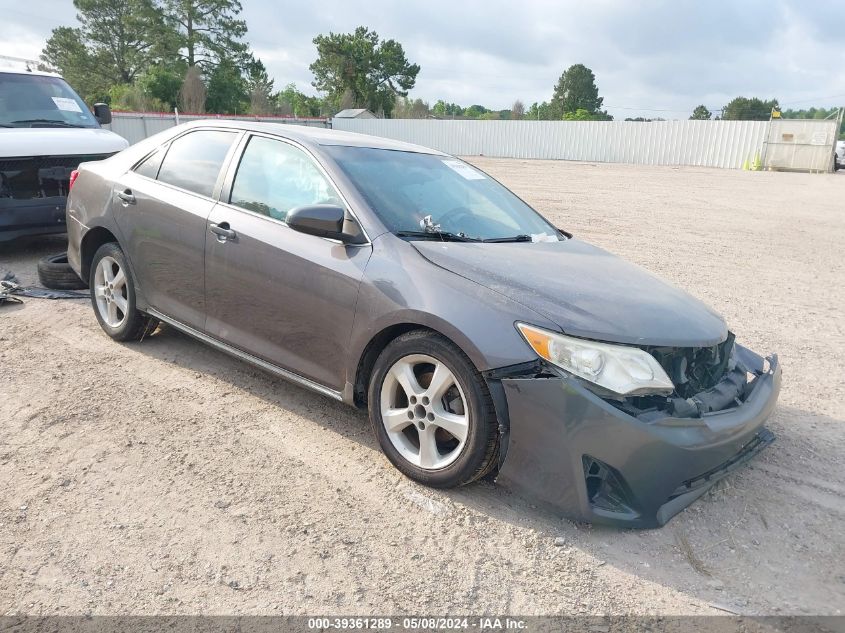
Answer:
[0,161,843,617]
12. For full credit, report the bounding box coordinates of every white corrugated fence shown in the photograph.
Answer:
[107,112,838,172]
[330,119,771,169]
[106,111,329,145]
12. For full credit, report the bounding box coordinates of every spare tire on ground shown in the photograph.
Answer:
[37,253,88,290]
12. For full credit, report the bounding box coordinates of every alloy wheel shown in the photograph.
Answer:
[380,354,469,470]
[94,255,128,328]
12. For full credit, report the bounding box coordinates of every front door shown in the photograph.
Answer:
[204,134,372,391]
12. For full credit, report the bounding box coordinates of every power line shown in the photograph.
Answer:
[779,93,845,106]
[604,105,698,113]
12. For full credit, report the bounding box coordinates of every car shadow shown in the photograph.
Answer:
[130,324,844,616]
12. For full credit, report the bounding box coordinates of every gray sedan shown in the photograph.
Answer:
[66,121,781,528]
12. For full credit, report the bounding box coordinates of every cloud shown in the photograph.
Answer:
[1,0,843,117]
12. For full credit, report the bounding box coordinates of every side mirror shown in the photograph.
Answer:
[287,204,349,241]
[93,103,112,125]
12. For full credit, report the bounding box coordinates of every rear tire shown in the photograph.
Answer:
[37,253,88,290]
[89,242,157,341]
[368,330,499,488]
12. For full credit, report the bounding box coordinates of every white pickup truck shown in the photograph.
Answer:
[1,67,128,242]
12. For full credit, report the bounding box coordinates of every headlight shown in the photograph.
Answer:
[516,322,674,396]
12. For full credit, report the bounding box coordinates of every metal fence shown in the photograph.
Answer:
[105,111,329,145]
[105,112,839,172]
[761,117,840,173]
[331,119,772,169]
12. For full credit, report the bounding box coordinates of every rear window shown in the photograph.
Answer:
[134,149,163,179]
[156,130,237,197]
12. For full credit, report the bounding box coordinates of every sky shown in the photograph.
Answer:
[1,0,844,119]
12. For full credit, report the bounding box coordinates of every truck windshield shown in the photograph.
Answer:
[0,72,99,128]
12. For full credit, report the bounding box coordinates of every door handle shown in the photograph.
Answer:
[210,222,237,241]
[116,189,136,205]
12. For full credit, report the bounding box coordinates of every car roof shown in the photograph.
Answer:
[0,67,63,78]
[177,118,446,155]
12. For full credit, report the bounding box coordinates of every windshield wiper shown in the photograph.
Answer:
[10,119,85,128]
[482,234,533,243]
[395,230,481,243]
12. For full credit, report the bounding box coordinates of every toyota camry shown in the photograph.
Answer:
[65,121,781,528]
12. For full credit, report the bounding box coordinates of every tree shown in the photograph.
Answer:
[41,0,171,102]
[205,57,248,113]
[551,64,607,119]
[409,98,431,119]
[109,83,168,111]
[463,104,489,119]
[246,57,274,115]
[310,26,420,118]
[511,99,525,120]
[41,27,107,102]
[526,101,553,120]
[161,0,248,71]
[178,64,206,112]
[276,83,322,117]
[432,100,463,118]
[690,105,712,120]
[140,61,187,110]
[721,97,779,121]
[563,108,611,121]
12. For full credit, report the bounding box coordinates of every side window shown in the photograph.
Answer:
[157,130,237,197]
[229,135,342,222]
[133,148,163,179]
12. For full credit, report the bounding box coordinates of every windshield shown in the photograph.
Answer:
[0,72,99,128]
[325,146,561,241]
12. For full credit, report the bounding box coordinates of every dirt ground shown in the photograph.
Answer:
[1,160,843,617]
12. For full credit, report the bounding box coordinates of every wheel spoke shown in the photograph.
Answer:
[417,426,439,469]
[100,259,114,284]
[425,361,454,400]
[390,360,423,398]
[111,267,126,291]
[430,410,468,442]
[113,293,128,314]
[383,408,412,433]
[107,300,118,325]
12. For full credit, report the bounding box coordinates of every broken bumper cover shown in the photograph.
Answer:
[0,196,68,241]
[495,353,781,528]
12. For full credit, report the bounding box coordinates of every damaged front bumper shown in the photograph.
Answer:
[492,348,781,528]
[0,196,68,241]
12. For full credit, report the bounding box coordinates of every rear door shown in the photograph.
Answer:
[112,128,240,328]
[204,133,372,392]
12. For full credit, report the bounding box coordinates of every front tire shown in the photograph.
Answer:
[89,242,156,341]
[368,330,499,488]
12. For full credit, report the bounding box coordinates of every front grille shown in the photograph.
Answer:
[0,154,113,200]
[643,333,735,399]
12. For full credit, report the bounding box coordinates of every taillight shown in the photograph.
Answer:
[68,169,79,191]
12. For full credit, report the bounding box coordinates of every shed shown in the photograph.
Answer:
[333,108,377,119]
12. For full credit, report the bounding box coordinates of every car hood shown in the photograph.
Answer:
[0,127,128,158]
[412,238,727,347]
